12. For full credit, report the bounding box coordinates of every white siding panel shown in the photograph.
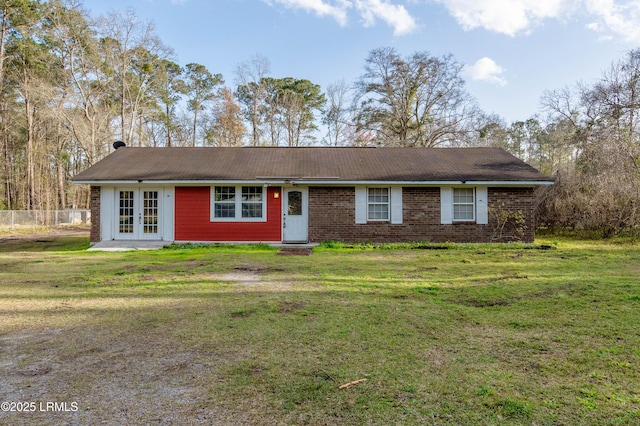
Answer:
[440,187,453,225]
[355,186,367,224]
[163,186,175,241]
[476,186,488,225]
[100,186,114,241]
[391,186,403,224]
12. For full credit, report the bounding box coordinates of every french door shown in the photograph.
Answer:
[115,188,162,240]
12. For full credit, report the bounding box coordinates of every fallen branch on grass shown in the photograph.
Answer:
[338,378,367,389]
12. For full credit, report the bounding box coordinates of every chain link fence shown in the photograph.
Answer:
[0,210,91,230]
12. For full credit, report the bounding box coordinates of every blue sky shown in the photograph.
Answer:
[81,0,640,123]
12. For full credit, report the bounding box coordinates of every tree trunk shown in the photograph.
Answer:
[252,98,260,146]
[57,160,65,209]
[0,1,8,91]
[2,128,11,209]
[192,108,198,147]
[24,73,36,210]
[166,102,172,147]
[56,127,66,209]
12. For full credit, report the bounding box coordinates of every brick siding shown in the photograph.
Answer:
[90,186,101,243]
[308,186,535,243]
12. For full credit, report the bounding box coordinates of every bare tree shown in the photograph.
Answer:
[4,0,51,210]
[95,8,172,145]
[235,53,270,146]
[354,47,480,147]
[322,79,352,146]
[537,49,640,236]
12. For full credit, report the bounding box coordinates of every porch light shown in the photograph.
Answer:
[274,189,280,199]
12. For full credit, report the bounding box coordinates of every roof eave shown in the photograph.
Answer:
[72,179,554,186]
[464,180,554,186]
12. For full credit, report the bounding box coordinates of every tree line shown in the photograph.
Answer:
[477,50,640,237]
[1,1,638,237]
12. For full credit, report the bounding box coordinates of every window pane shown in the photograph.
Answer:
[215,186,235,202]
[454,204,474,220]
[242,186,262,201]
[368,203,389,220]
[288,191,302,215]
[215,203,235,218]
[368,188,389,202]
[242,203,262,218]
[453,188,474,203]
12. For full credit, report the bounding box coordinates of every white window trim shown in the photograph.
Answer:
[355,186,403,224]
[210,185,267,222]
[440,187,453,225]
[367,187,391,222]
[441,186,488,225]
[390,187,403,225]
[476,186,488,225]
[453,187,476,222]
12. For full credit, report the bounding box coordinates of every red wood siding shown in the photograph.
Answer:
[175,186,282,242]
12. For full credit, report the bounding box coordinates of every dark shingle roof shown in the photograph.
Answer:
[72,147,553,183]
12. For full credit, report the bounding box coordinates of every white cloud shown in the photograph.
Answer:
[355,0,419,35]
[264,0,350,26]
[263,0,418,35]
[584,0,640,43]
[434,0,640,43]
[263,0,640,42]
[464,57,507,86]
[433,0,570,36]
[585,21,615,41]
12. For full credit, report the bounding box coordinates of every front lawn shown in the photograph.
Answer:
[0,237,638,424]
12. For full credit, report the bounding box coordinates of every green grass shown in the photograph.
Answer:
[0,236,639,424]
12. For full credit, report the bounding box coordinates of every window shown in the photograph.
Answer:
[355,187,402,225]
[119,190,134,234]
[287,191,302,216]
[214,186,236,218]
[241,186,263,218]
[367,187,389,221]
[453,188,475,221]
[212,186,264,221]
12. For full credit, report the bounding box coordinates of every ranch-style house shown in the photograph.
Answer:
[72,146,554,244]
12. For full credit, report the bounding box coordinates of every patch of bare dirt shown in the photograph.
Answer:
[0,326,235,425]
[0,226,89,239]
[210,269,294,292]
[0,227,89,249]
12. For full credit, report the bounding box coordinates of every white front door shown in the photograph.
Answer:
[283,188,308,243]
[115,188,162,240]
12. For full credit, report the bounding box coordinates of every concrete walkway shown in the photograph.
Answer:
[272,243,319,256]
[88,241,319,252]
[270,243,319,249]
[88,240,171,252]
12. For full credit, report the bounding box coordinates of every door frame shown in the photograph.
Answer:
[114,187,163,240]
[282,186,308,243]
